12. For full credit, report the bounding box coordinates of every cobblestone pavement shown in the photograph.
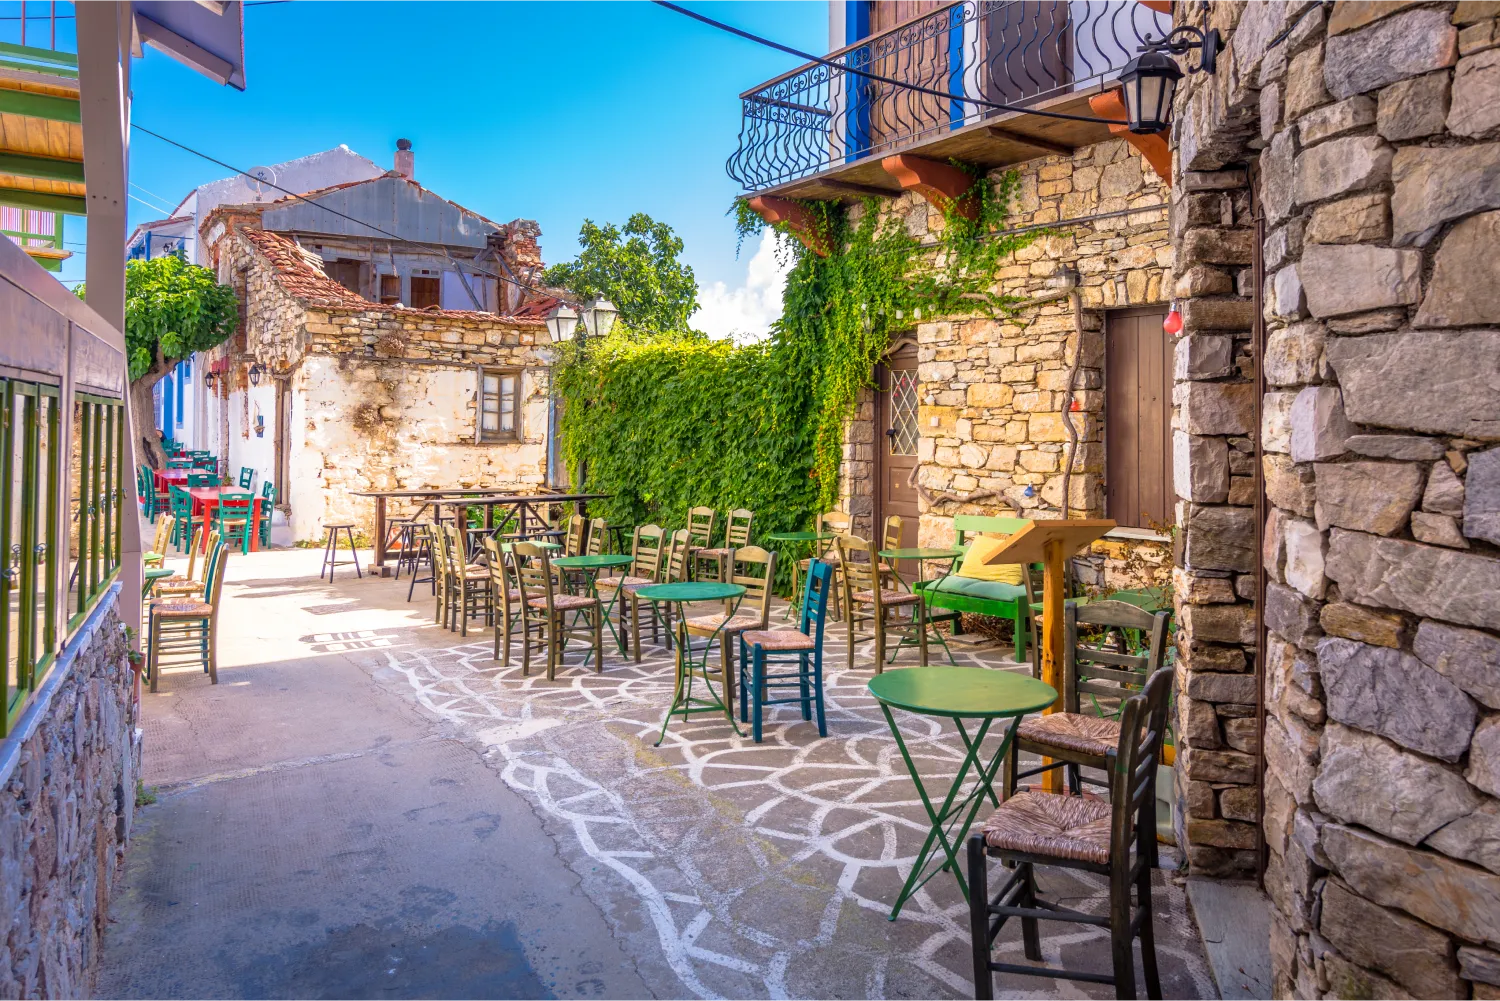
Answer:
[376,591,1216,1000]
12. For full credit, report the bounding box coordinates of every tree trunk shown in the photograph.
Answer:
[129,353,174,472]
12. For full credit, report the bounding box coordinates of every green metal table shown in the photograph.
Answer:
[553,553,633,652]
[878,547,965,664]
[637,581,746,745]
[143,567,174,599]
[868,666,1057,920]
[766,530,839,618]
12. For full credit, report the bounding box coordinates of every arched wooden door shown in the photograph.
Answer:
[876,342,920,561]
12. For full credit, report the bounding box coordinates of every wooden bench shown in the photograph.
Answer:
[913,515,1041,664]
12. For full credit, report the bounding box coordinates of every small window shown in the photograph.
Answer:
[410,276,441,310]
[477,368,519,442]
[379,274,401,305]
[325,258,362,295]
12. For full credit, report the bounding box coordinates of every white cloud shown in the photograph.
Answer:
[692,230,791,343]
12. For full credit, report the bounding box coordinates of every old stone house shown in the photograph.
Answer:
[198,167,560,543]
[735,0,1500,996]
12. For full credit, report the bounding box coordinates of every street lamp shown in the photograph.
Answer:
[545,303,579,345]
[580,298,619,340]
[249,362,264,386]
[1116,25,1221,134]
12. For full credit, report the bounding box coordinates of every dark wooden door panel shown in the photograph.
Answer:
[1105,308,1172,530]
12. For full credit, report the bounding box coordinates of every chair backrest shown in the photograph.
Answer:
[169,485,193,516]
[564,514,587,557]
[1108,667,1174,864]
[817,511,851,557]
[218,496,252,522]
[166,457,190,469]
[187,472,216,488]
[834,534,878,596]
[1063,600,1172,716]
[481,535,507,587]
[630,524,666,581]
[151,514,174,553]
[238,467,254,489]
[882,514,903,552]
[441,523,469,573]
[261,480,276,503]
[724,508,754,548]
[686,507,716,548]
[662,529,692,583]
[511,541,557,617]
[585,518,606,556]
[727,545,776,628]
[202,541,230,610]
[799,559,836,644]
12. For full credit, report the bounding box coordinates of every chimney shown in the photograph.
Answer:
[394,138,414,180]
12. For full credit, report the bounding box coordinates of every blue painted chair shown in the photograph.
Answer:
[737,559,834,743]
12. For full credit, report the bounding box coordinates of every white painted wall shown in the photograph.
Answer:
[224,380,278,494]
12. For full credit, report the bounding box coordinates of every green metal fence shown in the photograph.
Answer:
[2,378,124,735]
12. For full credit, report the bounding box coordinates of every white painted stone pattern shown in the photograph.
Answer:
[1176,2,1500,997]
[0,598,136,997]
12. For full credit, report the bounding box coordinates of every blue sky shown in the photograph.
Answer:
[63,0,825,331]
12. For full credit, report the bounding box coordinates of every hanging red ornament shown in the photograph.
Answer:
[1163,301,1183,335]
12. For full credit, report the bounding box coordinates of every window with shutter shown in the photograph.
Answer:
[477,368,520,442]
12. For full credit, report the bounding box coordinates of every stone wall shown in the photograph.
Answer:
[838,141,1174,594]
[0,588,136,997]
[209,225,553,541]
[1175,1,1500,996]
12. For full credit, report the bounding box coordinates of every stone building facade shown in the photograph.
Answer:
[202,211,556,542]
[0,587,137,997]
[838,138,1176,593]
[1170,1,1500,996]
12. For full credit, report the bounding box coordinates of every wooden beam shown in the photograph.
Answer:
[0,87,80,122]
[818,179,899,199]
[1088,88,1173,186]
[984,126,1074,158]
[0,151,84,184]
[881,154,979,220]
[746,195,829,256]
[0,188,86,214]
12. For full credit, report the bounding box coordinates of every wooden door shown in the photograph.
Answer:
[273,379,291,508]
[876,343,921,558]
[1104,307,1172,530]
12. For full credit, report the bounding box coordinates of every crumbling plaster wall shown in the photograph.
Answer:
[1174,1,1500,997]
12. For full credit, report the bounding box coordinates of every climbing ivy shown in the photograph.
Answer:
[557,166,1040,552]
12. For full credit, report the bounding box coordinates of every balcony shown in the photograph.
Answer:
[727,0,1171,199]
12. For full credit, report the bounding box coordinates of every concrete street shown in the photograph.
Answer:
[97,545,1215,999]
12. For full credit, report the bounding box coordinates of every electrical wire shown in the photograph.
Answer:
[130,122,555,301]
[653,0,1128,127]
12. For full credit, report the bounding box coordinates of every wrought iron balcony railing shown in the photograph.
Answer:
[727,0,1171,192]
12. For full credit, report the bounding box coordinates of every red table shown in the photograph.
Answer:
[187,487,264,552]
[153,468,192,493]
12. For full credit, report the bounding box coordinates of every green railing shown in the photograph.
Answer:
[1,378,124,735]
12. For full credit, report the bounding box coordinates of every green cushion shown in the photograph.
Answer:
[920,575,1026,603]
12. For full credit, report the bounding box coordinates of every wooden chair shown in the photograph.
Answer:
[186,472,216,488]
[739,559,834,743]
[483,536,524,666]
[658,529,693,644]
[217,495,253,554]
[683,545,776,710]
[693,507,753,581]
[144,514,174,569]
[968,668,1173,1000]
[798,510,850,619]
[168,486,201,552]
[562,514,588,557]
[511,541,604,679]
[238,466,254,490]
[1006,601,1172,798]
[596,524,666,663]
[683,506,716,578]
[154,528,222,597]
[146,541,230,693]
[436,524,491,635]
[584,518,607,556]
[258,480,276,548]
[837,533,926,673]
[877,514,904,589]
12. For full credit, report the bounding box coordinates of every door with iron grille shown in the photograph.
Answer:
[876,343,921,561]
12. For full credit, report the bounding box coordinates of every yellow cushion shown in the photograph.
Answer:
[956,534,1024,586]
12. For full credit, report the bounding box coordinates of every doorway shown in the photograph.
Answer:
[1104,306,1173,530]
[875,341,920,563]
[273,378,291,509]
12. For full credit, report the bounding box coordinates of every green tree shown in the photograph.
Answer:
[543,213,698,333]
[79,255,239,468]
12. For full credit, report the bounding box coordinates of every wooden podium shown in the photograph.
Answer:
[981,518,1115,792]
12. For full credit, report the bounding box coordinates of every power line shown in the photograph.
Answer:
[130,122,555,302]
[652,1,1124,127]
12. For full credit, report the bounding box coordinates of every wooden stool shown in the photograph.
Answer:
[320,523,362,580]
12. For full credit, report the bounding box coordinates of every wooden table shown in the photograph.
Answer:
[350,489,610,576]
[187,487,264,552]
[153,468,192,493]
[868,666,1057,920]
[979,518,1114,792]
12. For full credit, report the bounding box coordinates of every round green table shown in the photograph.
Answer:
[868,666,1058,920]
[766,531,840,619]
[636,581,747,745]
[877,547,965,664]
[554,553,633,651]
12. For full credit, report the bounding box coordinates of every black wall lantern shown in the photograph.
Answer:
[1117,25,1222,134]
[248,362,264,386]
[203,369,217,390]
